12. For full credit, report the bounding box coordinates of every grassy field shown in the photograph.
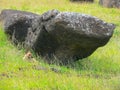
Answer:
[0,0,120,90]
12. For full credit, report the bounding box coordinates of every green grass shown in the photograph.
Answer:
[0,0,120,90]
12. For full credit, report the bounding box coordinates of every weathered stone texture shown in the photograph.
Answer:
[0,9,115,64]
[0,9,40,45]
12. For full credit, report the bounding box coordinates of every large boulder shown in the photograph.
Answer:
[99,0,120,8]
[36,10,115,63]
[0,9,115,64]
[25,10,115,64]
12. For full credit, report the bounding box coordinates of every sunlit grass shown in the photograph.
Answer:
[0,0,120,90]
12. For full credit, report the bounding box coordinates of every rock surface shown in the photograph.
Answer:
[0,9,39,21]
[0,9,40,45]
[0,9,115,64]
[99,0,120,8]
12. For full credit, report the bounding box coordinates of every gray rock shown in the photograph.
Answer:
[35,10,115,64]
[0,9,115,64]
[0,9,40,45]
[0,9,39,21]
[26,10,60,51]
[99,0,120,8]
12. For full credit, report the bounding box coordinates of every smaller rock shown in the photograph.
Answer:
[50,67,61,73]
[99,0,120,8]
[0,9,40,45]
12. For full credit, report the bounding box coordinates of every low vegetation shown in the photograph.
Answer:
[0,0,120,90]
